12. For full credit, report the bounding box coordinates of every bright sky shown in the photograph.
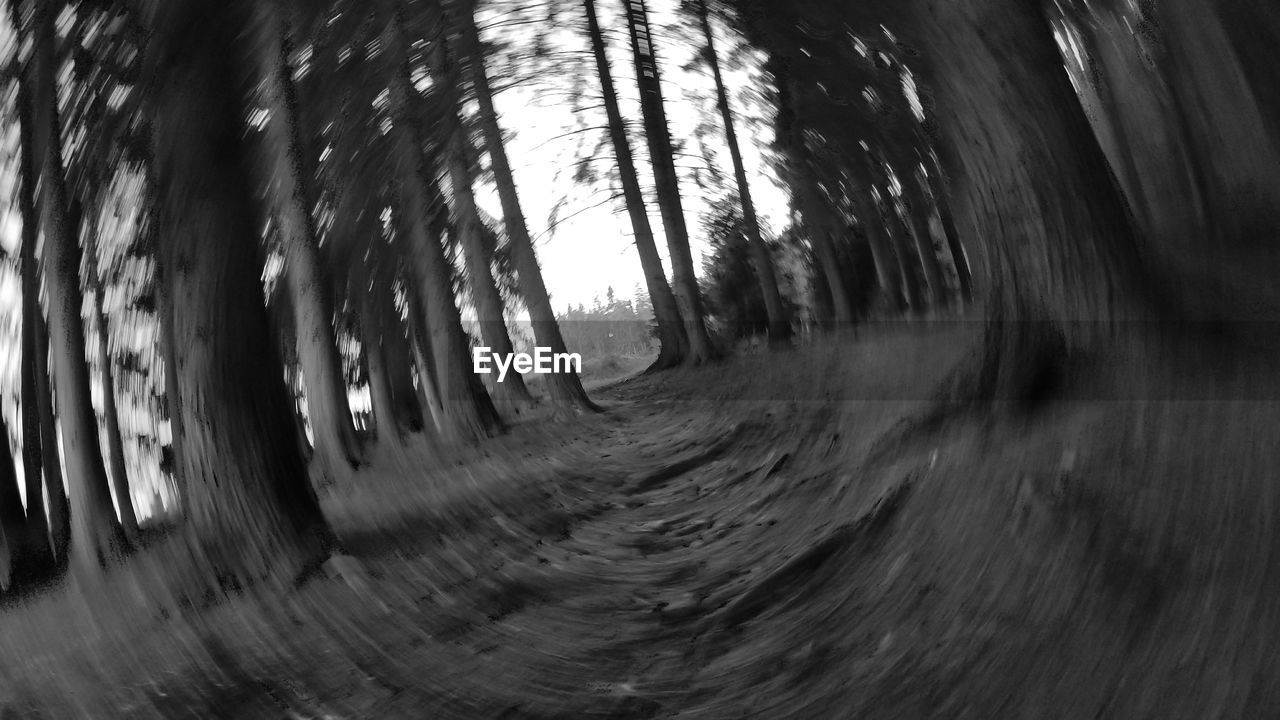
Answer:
[475,0,791,312]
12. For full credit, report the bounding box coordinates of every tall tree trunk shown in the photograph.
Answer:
[903,177,948,306]
[90,272,140,540]
[903,0,1144,399]
[20,0,127,577]
[582,0,688,370]
[927,172,973,302]
[441,118,535,412]
[146,1,333,589]
[380,282,424,433]
[360,280,402,446]
[696,0,790,344]
[623,0,716,364]
[384,10,502,443]
[853,191,903,312]
[455,10,598,411]
[255,3,361,484]
[15,77,52,570]
[0,410,26,590]
[32,309,68,561]
[798,180,854,326]
[885,198,925,311]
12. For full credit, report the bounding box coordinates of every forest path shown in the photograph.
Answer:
[0,325,977,719]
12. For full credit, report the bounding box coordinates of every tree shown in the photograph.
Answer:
[86,232,140,540]
[252,0,363,484]
[429,33,536,413]
[692,0,790,344]
[451,4,599,411]
[582,0,690,371]
[383,6,502,442]
[142,0,334,589]
[16,0,128,578]
[622,0,716,364]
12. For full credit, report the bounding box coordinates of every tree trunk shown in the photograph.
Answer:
[21,0,127,577]
[91,279,140,540]
[798,181,854,326]
[0,409,27,590]
[852,191,903,312]
[442,119,535,412]
[146,1,333,589]
[696,0,791,345]
[905,0,1145,399]
[384,10,502,443]
[255,3,361,484]
[903,178,948,306]
[379,284,424,433]
[582,0,688,370]
[928,175,973,302]
[456,10,598,411]
[15,77,52,571]
[886,198,925,311]
[32,308,68,561]
[360,282,402,446]
[623,0,716,364]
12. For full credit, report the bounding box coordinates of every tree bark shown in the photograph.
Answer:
[442,119,535,412]
[90,271,140,540]
[885,197,925,312]
[852,191,903,312]
[360,280,403,446]
[145,0,333,589]
[384,9,502,443]
[583,0,688,370]
[455,10,599,411]
[32,308,68,561]
[20,0,127,577]
[928,173,973,303]
[696,0,790,344]
[903,0,1145,399]
[797,180,854,326]
[902,176,948,306]
[623,0,716,364]
[15,77,53,570]
[255,2,362,484]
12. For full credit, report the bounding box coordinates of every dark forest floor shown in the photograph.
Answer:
[4,322,1280,718]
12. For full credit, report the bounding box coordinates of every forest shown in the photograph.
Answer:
[0,0,1277,716]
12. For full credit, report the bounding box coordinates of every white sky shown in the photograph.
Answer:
[475,0,791,311]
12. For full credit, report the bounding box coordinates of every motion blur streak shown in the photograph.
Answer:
[0,0,1277,717]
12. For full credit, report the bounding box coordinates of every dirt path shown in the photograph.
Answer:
[0,328,979,718]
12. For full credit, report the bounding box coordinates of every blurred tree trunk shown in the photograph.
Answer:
[15,77,53,570]
[146,1,333,589]
[582,0,689,370]
[926,172,973,303]
[20,0,127,578]
[379,281,425,433]
[360,278,403,446]
[88,262,140,540]
[898,0,1144,400]
[441,118,535,412]
[385,9,501,443]
[456,11,598,411]
[256,3,362,484]
[0,409,27,590]
[623,0,716,364]
[696,0,790,344]
[903,178,948,305]
[798,182,853,326]
[32,307,68,560]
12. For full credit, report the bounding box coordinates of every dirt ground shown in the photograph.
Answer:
[2,323,1279,718]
